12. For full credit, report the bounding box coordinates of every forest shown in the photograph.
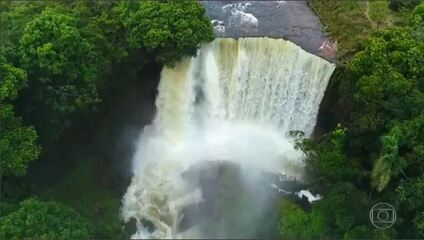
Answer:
[0,0,423,239]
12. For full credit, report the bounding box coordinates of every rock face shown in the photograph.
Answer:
[124,217,137,237]
[202,1,337,62]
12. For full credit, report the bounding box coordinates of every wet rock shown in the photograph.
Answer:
[124,217,137,237]
[141,218,156,233]
[201,1,337,62]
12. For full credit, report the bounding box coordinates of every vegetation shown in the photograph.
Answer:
[389,0,423,11]
[278,2,424,239]
[309,0,413,58]
[278,199,326,240]
[0,198,93,239]
[40,160,124,238]
[119,0,214,66]
[0,0,213,238]
[0,57,40,177]
[19,7,101,141]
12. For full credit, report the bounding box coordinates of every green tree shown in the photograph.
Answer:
[368,110,424,195]
[0,198,93,239]
[63,0,128,73]
[294,125,360,189]
[0,57,40,177]
[19,7,101,140]
[347,28,424,154]
[389,0,423,11]
[64,0,130,95]
[371,133,405,192]
[0,1,51,63]
[278,199,326,240]
[118,0,214,65]
[411,3,424,41]
[285,8,424,239]
[324,25,424,239]
[411,3,424,26]
[389,112,424,174]
[395,177,424,237]
[313,183,374,238]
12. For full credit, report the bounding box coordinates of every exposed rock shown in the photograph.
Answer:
[124,217,137,237]
[141,218,156,233]
[202,1,337,62]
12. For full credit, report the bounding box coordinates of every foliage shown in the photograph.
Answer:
[0,202,18,217]
[368,1,395,28]
[388,112,424,174]
[347,27,424,156]
[392,111,424,237]
[411,3,424,25]
[298,6,424,238]
[0,57,40,176]
[289,19,424,238]
[0,1,51,63]
[295,125,359,189]
[41,160,124,238]
[118,0,214,65]
[0,198,93,239]
[18,7,101,140]
[308,0,370,57]
[278,199,326,240]
[63,0,128,74]
[0,56,26,101]
[396,177,424,236]
[314,183,372,237]
[390,0,423,11]
[0,106,40,177]
[371,133,404,192]
[309,0,412,58]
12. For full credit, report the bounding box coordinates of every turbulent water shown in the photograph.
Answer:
[121,37,335,238]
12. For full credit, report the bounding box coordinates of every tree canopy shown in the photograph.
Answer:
[119,0,214,65]
[278,199,326,240]
[348,28,424,139]
[0,57,40,177]
[18,7,100,140]
[0,198,93,239]
[284,4,424,238]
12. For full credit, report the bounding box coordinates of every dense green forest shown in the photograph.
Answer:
[0,0,213,238]
[293,1,424,239]
[0,0,423,239]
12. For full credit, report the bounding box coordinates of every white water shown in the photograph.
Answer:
[121,37,335,239]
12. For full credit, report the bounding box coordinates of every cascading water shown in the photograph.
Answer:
[121,37,335,239]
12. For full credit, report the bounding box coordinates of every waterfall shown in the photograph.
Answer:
[121,37,335,239]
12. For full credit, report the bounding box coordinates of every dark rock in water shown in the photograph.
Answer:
[124,217,137,237]
[141,218,156,233]
[124,217,157,237]
[179,160,313,238]
[180,161,243,234]
[182,160,240,182]
[182,160,242,201]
